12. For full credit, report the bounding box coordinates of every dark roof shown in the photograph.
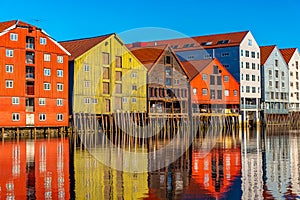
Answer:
[60,34,113,60]
[260,45,276,65]
[0,20,37,32]
[128,31,249,50]
[280,48,297,64]
[181,59,213,80]
[130,45,167,70]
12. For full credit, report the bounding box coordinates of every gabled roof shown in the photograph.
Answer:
[0,20,32,32]
[130,45,167,71]
[280,48,297,64]
[260,45,276,65]
[127,31,249,50]
[60,34,114,60]
[181,59,213,80]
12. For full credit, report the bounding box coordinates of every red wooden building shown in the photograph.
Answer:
[0,20,70,127]
[181,58,240,114]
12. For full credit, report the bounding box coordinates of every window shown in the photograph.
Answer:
[165,66,172,76]
[224,90,229,96]
[56,99,63,106]
[269,81,273,87]
[217,76,222,85]
[165,56,171,64]
[57,114,63,121]
[275,81,279,89]
[103,67,109,79]
[246,74,250,81]
[116,56,122,68]
[257,52,260,59]
[103,82,109,94]
[252,75,255,81]
[242,86,244,93]
[193,88,197,95]
[44,83,50,90]
[296,61,299,69]
[166,78,171,86]
[39,114,46,121]
[6,80,13,88]
[44,54,51,62]
[275,59,278,67]
[271,92,274,99]
[202,74,207,80]
[12,113,20,121]
[57,83,63,91]
[12,97,19,105]
[84,98,90,104]
[291,71,294,76]
[241,62,243,68]
[275,70,279,78]
[44,68,51,76]
[6,49,13,57]
[40,37,46,45]
[57,56,63,63]
[202,88,208,95]
[248,39,252,46]
[234,90,238,96]
[275,92,279,99]
[103,53,109,65]
[241,74,244,80]
[241,50,243,56]
[282,71,285,77]
[252,87,256,93]
[92,98,98,104]
[252,63,256,69]
[210,75,215,85]
[246,62,249,69]
[132,85,137,90]
[210,90,215,99]
[84,64,90,72]
[115,84,122,94]
[39,98,46,105]
[258,75,260,81]
[291,82,294,87]
[224,76,229,82]
[245,50,249,57]
[246,86,250,93]
[297,72,299,80]
[10,33,18,41]
[282,82,285,88]
[174,79,179,85]
[122,97,128,103]
[217,90,222,99]
[57,70,63,77]
[251,52,255,58]
[131,72,137,78]
[221,52,230,57]
[132,97,137,103]
[269,70,272,76]
[213,65,219,74]
[84,81,90,88]
[6,65,13,73]
[116,71,122,81]
[257,64,260,70]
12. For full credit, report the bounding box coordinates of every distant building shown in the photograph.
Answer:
[280,48,300,111]
[260,45,289,114]
[181,58,240,114]
[130,45,189,117]
[60,34,148,117]
[0,20,70,127]
[128,31,261,124]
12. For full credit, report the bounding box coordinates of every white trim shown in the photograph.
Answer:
[41,30,71,56]
[0,24,17,37]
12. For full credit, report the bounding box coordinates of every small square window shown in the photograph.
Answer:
[44,83,50,90]
[6,65,13,73]
[132,85,137,90]
[44,54,51,62]
[202,88,207,95]
[12,97,20,105]
[202,74,207,80]
[248,39,252,46]
[224,76,229,82]
[234,90,238,96]
[57,114,63,121]
[131,72,137,78]
[57,56,63,63]
[39,114,46,121]
[92,98,98,104]
[12,113,20,121]
[56,99,63,106]
[84,98,90,104]
[57,70,63,77]
[245,51,249,57]
[10,33,18,41]
[122,97,128,103]
[40,37,47,45]
[39,98,46,105]
[6,49,13,57]
[132,97,137,103]
[44,68,51,76]
[6,80,13,88]
[224,90,229,96]
[84,81,90,88]
[193,88,197,95]
[84,64,90,72]
[57,83,63,91]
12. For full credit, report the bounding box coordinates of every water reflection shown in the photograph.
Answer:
[0,128,300,199]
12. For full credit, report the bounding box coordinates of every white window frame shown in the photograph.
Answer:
[132,97,137,103]
[12,97,20,105]
[202,88,208,96]
[234,90,238,96]
[10,33,18,41]
[84,81,90,88]
[44,68,51,76]
[84,98,90,104]
[44,83,50,90]
[56,99,63,106]
[40,37,46,45]
[193,88,197,95]
[6,65,13,73]
[39,98,46,106]
[6,49,13,57]
[12,113,20,121]
[57,56,63,63]
[84,64,90,72]
[57,70,63,77]
[6,80,13,88]
[224,90,229,97]
[57,83,63,91]
[92,98,98,104]
[57,114,63,121]
[44,53,51,62]
[224,76,229,82]
[39,114,46,121]
[122,97,128,103]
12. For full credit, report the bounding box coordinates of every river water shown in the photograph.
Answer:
[0,127,299,199]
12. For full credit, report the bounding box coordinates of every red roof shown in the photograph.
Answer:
[280,48,297,64]
[260,45,276,65]
[181,59,213,80]
[127,31,249,50]
[0,20,36,32]
[60,34,113,60]
[130,45,167,70]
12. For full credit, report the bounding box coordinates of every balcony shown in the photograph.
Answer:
[26,85,34,95]
[241,104,258,109]
[26,37,35,49]
[265,109,289,114]
[26,52,35,64]
[26,66,35,79]
[26,106,34,112]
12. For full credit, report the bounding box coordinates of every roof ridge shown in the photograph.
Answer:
[59,33,115,43]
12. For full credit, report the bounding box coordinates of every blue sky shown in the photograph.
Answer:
[1,0,300,48]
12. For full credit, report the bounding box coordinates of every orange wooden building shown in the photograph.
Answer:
[181,58,240,114]
[0,20,70,127]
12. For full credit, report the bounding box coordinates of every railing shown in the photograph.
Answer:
[265,109,289,114]
[26,86,34,95]
[241,104,258,109]
[26,43,34,49]
[26,55,34,64]
[26,73,34,79]
[26,106,34,112]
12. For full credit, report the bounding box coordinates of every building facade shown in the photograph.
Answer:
[60,34,147,116]
[128,31,261,124]
[280,48,300,111]
[260,45,289,114]
[181,58,240,114]
[130,45,189,117]
[0,20,70,127]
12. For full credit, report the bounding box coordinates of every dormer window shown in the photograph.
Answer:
[217,40,230,44]
[201,42,212,46]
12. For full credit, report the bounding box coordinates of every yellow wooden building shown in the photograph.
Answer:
[60,34,147,116]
